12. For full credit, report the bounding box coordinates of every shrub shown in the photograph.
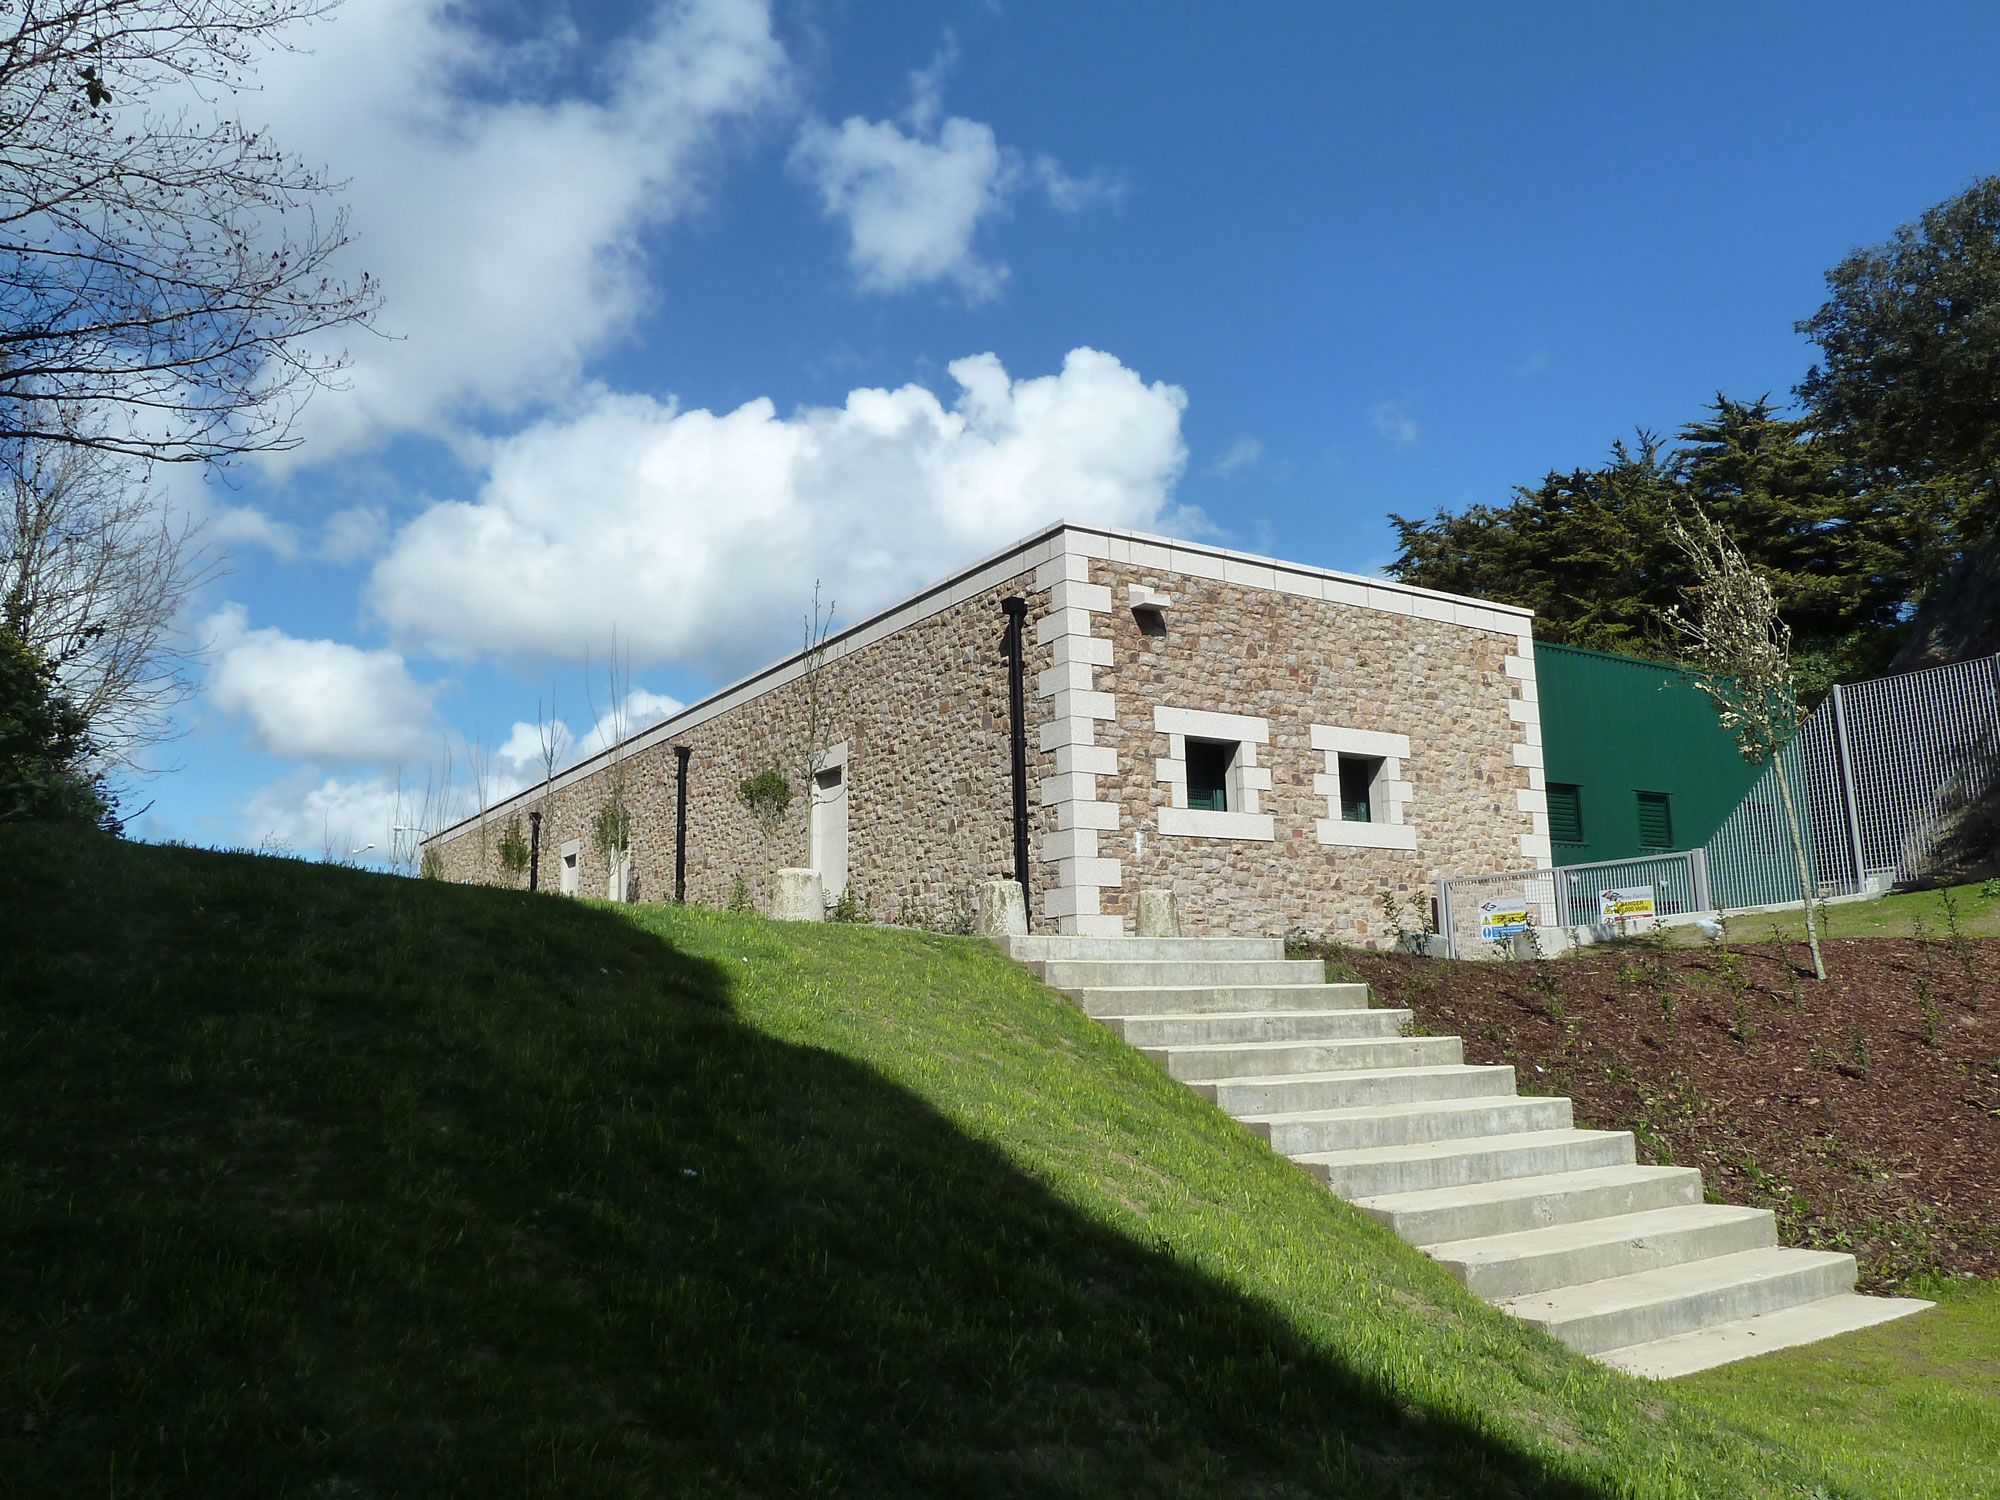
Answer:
[0,627,112,830]
[496,815,530,881]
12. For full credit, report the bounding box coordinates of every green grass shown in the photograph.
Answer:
[1724,879,2000,943]
[1682,1281,2000,1499]
[0,828,1895,1497]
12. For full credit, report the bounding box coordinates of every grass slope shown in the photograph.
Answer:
[1684,1280,2000,1500]
[1657,880,2000,946]
[0,829,1852,1498]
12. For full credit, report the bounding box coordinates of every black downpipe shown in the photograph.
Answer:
[674,744,692,904]
[1001,596,1031,902]
[527,809,542,892]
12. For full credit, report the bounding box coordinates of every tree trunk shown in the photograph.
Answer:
[1773,758,1827,981]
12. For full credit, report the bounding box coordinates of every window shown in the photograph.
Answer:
[1338,754,1381,822]
[1154,705,1275,841]
[1185,739,1233,811]
[1310,723,1417,852]
[1635,790,1673,850]
[1547,783,1583,844]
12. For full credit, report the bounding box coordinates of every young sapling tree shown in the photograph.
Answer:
[1663,505,1826,981]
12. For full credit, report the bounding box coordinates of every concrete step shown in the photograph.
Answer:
[1037,958,1326,989]
[1194,1063,1518,1117]
[1498,1247,1857,1356]
[1299,1127,1637,1200]
[1355,1164,1702,1246]
[1068,983,1372,1017]
[1598,1293,1936,1379]
[1245,1094,1571,1156]
[1427,1203,1779,1300]
[1102,1009,1407,1047]
[1143,1034,1462,1083]
[996,935,1285,963]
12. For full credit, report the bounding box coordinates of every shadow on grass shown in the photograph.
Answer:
[0,830,1643,1498]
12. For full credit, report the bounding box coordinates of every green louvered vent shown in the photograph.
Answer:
[1547,783,1583,845]
[1635,790,1673,850]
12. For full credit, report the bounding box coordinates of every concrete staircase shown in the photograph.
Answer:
[997,932,1931,1378]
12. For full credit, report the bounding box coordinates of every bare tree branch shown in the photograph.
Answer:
[1,428,215,767]
[0,0,378,466]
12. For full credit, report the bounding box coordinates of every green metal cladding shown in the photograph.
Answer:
[1534,642,1761,867]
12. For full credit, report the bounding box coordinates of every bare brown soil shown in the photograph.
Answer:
[1301,935,2000,1290]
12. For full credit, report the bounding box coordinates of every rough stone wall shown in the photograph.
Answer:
[427,529,1542,945]
[1088,556,1537,943]
[429,570,1058,924]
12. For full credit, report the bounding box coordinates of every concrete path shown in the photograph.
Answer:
[997,933,1930,1378]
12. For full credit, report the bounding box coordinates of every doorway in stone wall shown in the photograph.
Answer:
[811,762,848,900]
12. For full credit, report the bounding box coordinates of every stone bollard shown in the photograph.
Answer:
[974,878,1028,937]
[772,868,825,921]
[1136,888,1182,938]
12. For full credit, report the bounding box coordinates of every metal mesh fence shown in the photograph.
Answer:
[1703,654,2000,906]
[1838,656,2000,884]
[1437,654,2000,956]
[1437,853,1702,958]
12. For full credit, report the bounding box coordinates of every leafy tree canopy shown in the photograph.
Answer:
[1798,174,2000,523]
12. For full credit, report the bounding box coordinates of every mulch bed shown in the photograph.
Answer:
[1299,935,2000,1291]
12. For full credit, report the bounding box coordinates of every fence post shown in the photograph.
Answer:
[1435,877,1455,960]
[1828,683,1867,893]
[1552,862,1571,930]
[1689,848,1711,913]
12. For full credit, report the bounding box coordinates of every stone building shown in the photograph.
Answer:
[426,520,1550,941]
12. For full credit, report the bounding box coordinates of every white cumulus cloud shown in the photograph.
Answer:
[240,769,406,860]
[247,0,789,458]
[792,43,1105,300]
[206,604,437,759]
[366,347,1191,672]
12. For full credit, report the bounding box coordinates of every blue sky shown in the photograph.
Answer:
[140,0,2000,862]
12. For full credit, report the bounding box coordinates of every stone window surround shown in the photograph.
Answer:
[1311,725,1417,851]
[1153,705,1275,841]
[559,838,582,896]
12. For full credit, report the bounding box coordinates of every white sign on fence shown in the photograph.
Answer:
[1479,899,1532,941]
[1598,885,1657,924]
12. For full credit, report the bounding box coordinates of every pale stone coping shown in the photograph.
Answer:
[433,526,1068,842]
[1065,519,1533,632]
[1314,819,1419,851]
[1158,806,1276,841]
[433,515,1532,845]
